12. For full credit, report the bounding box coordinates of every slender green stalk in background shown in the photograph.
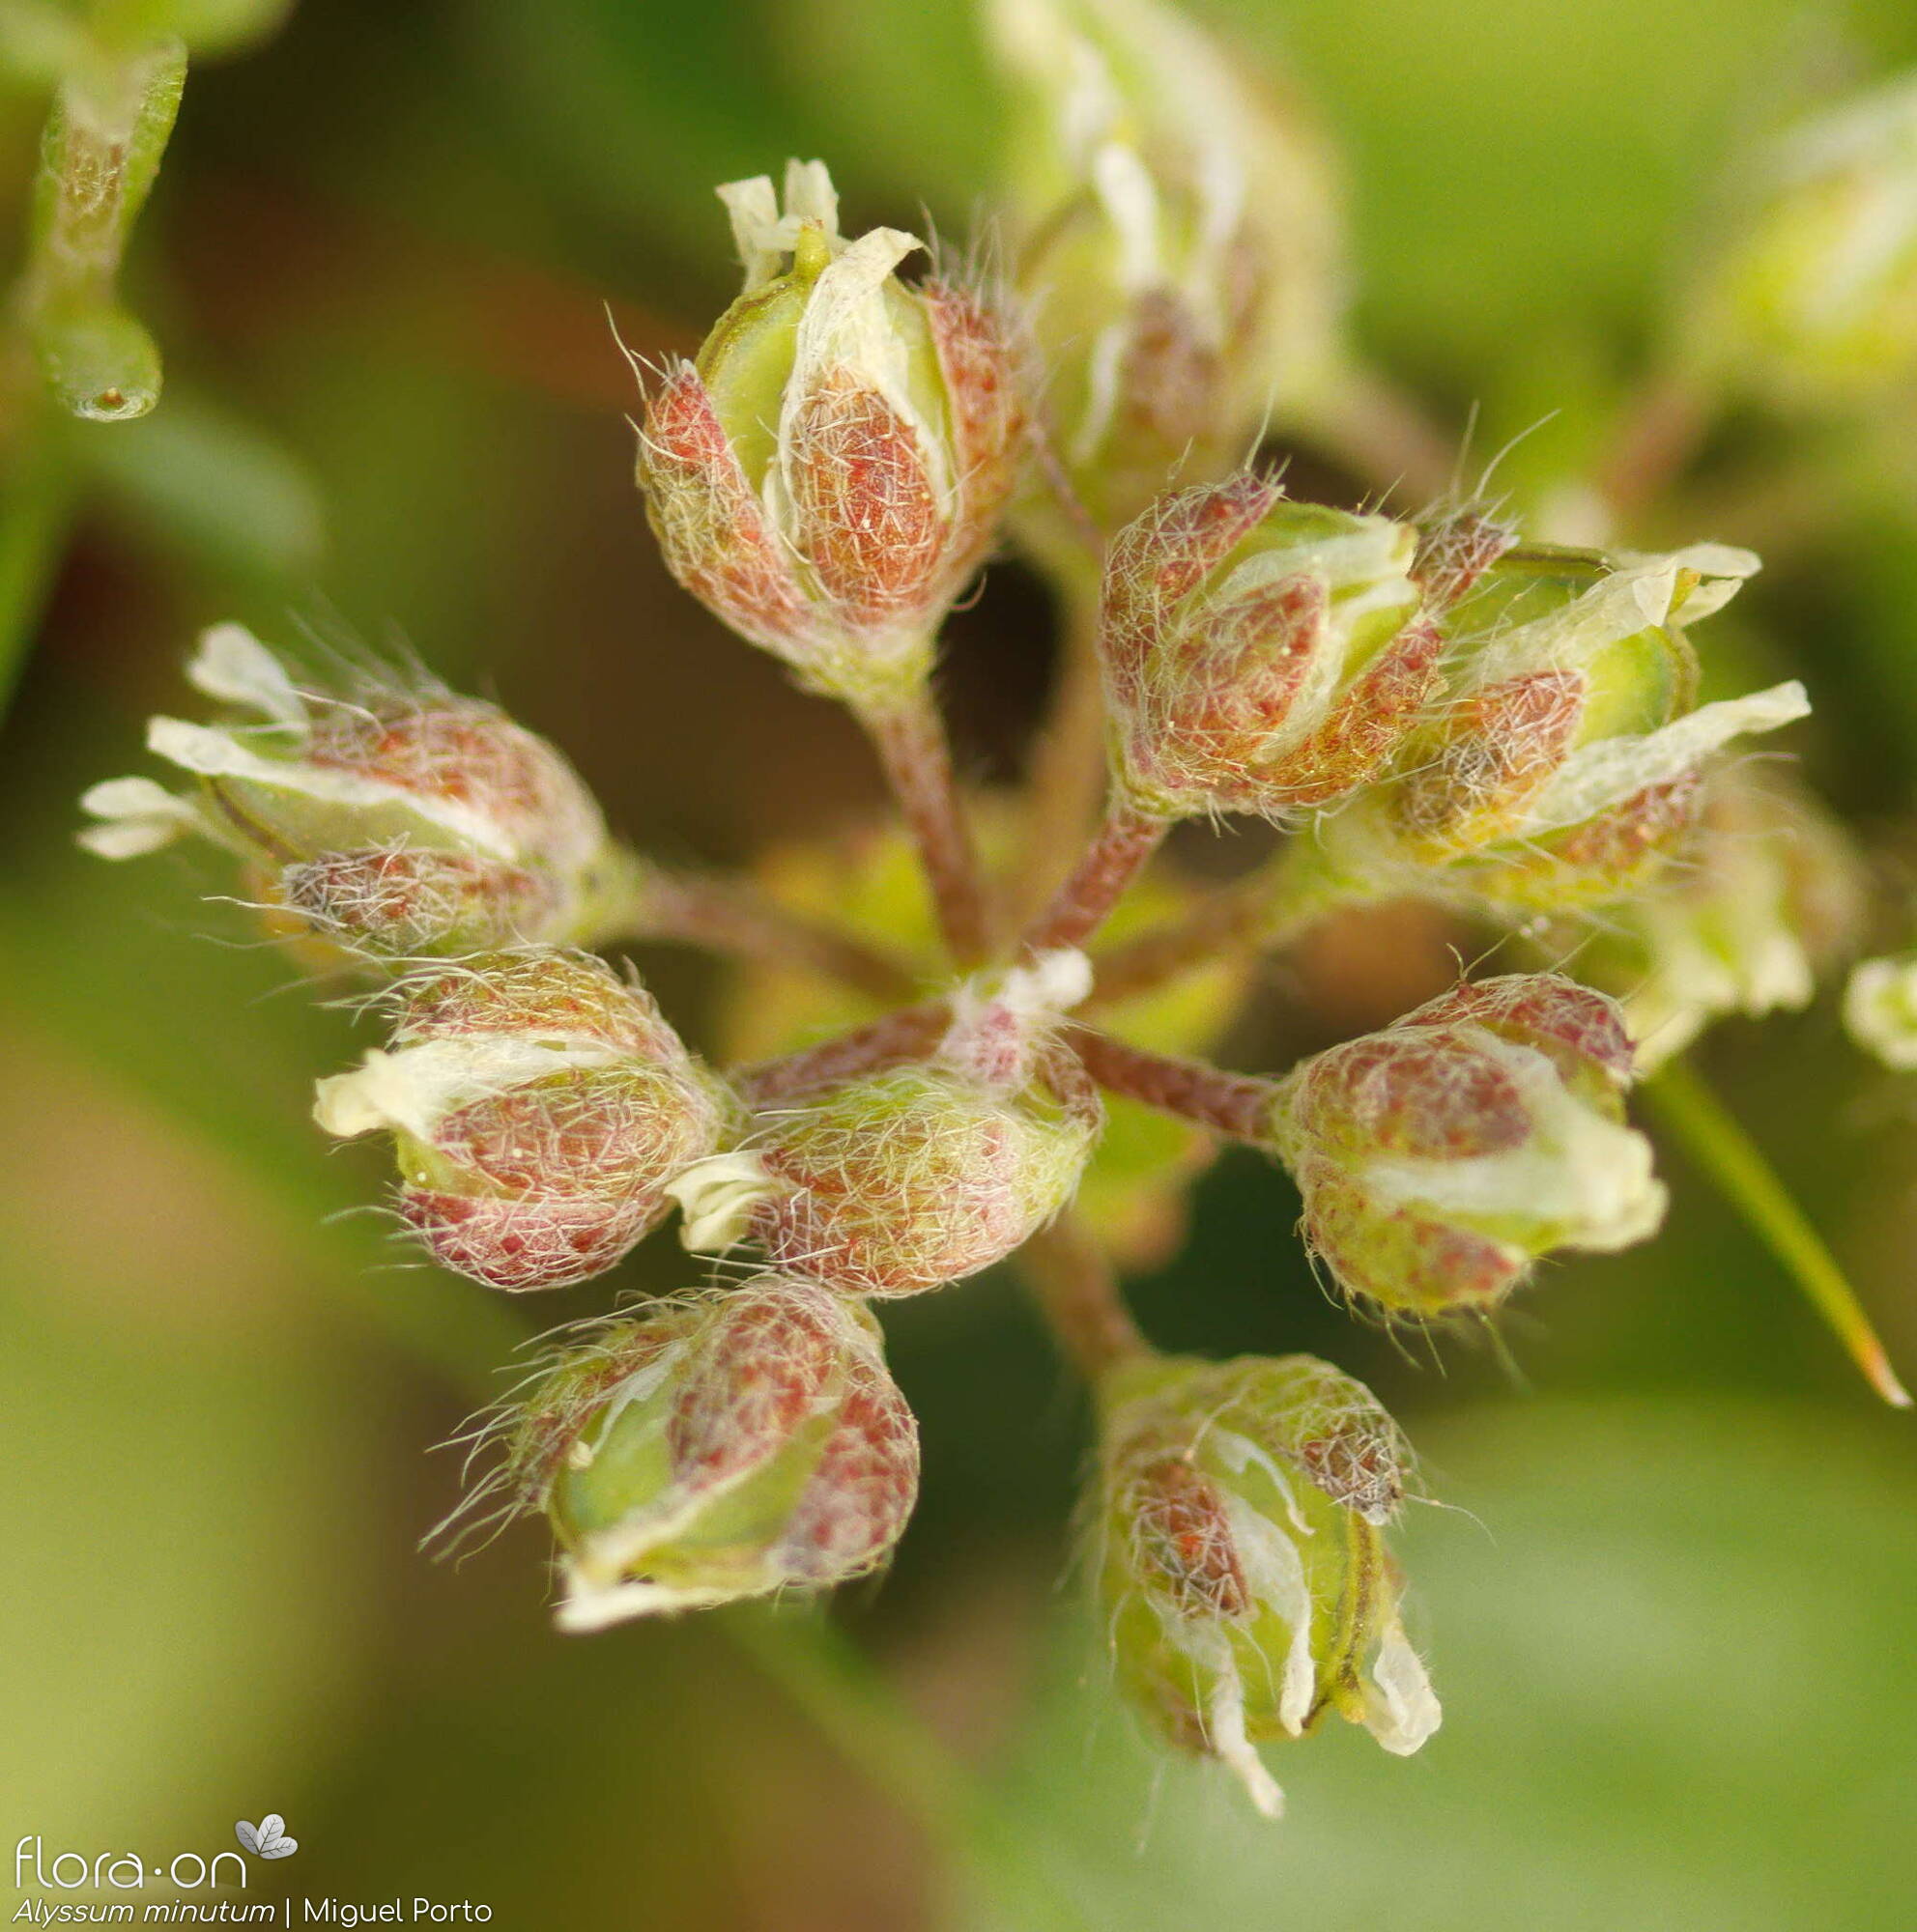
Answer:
[1645,1058,1911,1408]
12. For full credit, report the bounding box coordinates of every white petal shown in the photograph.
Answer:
[1519,682,1810,837]
[1845,955,1917,1070]
[667,1150,778,1251]
[186,623,308,725]
[313,1037,612,1142]
[718,174,786,288]
[76,776,203,857]
[1361,1615,1441,1755]
[1206,1664,1284,1819]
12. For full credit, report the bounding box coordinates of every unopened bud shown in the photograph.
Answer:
[1684,72,1917,408]
[1268,975,1665,1320]
[1329,541,1807,911]
[78,625,619,958]
[672,954,1102,1294]
[481,1277,918,1628]
[1101,475,1437,817]
[1097,1350,1437,1818]
[637,160,1022,710]
[987,0,1342,535]
[316,950,729,1291]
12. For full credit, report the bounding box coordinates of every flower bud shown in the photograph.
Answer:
[315,950,729,1291]
[1097,1350,1436,1817]
[671,952,1102,1295]
[987,0,1342,535]
[637,159,1022,710]
[1101,474,1437,817]
[1327,541,1808,911]
[483,1277,918,1629]
[78,625,620,958]
[1536,766,1867,1068]
[1684,72,1917,409]
[1845,953,1917,1070]
[1268,974,1666,1320]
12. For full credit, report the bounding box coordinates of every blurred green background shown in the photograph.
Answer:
[4,0,1917,1926]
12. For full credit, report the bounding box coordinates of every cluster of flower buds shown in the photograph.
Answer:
[1319,541,1809,913]
[79,625,624,961]
[1685,71,1917,410]
[637,160,1023,713]
[482,1277,918,1630]
[1099,473,1443,818]
[1266,975,1665,1320]
[987,0,1342,537]
[1534,765,1867,1068]
[314,950,730,1291]
[1097,1350,1436,1816]
[672,952,1102,1295]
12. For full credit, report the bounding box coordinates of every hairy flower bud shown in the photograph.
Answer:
[672,952,1102,1294]
[1844,953,1917,1070]
[987,0,1342,535]
[1685,72,1917,408]
[315,950,729,1291]
[1324,541,1807,911]
[1268,975,1665,1320]
[637,159,1022,710]
[1101,474,1437,817]
[1535,766,1867,1068]
[78,625,619,958]
[1097,1350,1436,1817]
[479,1277,918,1629]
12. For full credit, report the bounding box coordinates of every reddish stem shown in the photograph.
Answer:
[1073,1029,1278,1144]
[1023,802,1167,955]
[738,1001,950,1104]
[859,690,990,969]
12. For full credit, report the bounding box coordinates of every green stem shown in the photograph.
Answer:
[1644,1059,1910,1408]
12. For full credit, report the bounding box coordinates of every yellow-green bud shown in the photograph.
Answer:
[671,952,1102,1295]
[484,1277,918,1629]
[78,624,621,959]
[1268,975,1665,1320]
[1537,766,1868,1068]
[1100,474,1436,817]
[1685,72,1917,409]
[1097,1350,1436,1818]
[987,0,1342,536]
[315,950,730,1292]
[637,160,1023,711]
[1325,541,1806,912]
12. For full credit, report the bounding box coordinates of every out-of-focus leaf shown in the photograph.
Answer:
[82,383,326,582]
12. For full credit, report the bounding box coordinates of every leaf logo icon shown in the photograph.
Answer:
[235,1815,299,1860]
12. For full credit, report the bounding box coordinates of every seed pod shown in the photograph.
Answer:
[78,624,620,959]
[1268,974,1665,1320]
[637,159,1022,710]
[315,950,729,1291]
[1097,1350,1437,1818]
[1101,474,1437,817]
[672,952,1102,1295]
[482,1277,918,1629]
[987,0,1342,537]
[1325,541,1807,912]
[1684,72,1917,409]
[1533,765,1868,1068]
